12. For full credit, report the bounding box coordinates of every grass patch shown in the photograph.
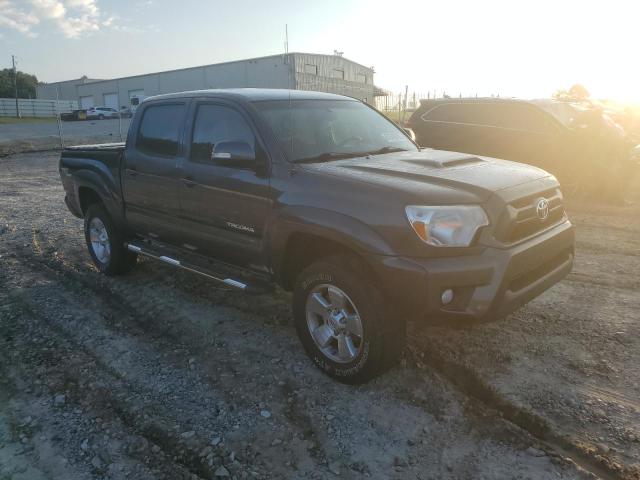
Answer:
[0,117,57,124]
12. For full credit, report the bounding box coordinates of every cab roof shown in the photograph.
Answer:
[145,88,355,103]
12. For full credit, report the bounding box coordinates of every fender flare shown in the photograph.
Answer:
[269,205,395,285]
[64,158,125,228]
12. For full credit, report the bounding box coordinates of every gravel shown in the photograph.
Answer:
[2,150,637,479]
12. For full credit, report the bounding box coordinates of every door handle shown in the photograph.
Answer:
[182,177,197,188]
[126,168,138,177]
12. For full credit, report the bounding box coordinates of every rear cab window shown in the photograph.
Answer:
[136,103,187,157]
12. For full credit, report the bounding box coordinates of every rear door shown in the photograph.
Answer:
[122,101,188,244]
[179,100,272,270]
[475,104,561,167]
[417,103,485,153]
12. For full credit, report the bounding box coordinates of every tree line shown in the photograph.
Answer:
[0,69,38,99]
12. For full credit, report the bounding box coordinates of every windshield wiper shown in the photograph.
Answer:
[292,147,409,164]
[292,152,364,164]
[361,146,409,156]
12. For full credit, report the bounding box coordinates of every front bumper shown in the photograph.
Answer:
[365,220,574,322]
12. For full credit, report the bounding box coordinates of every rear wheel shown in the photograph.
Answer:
[84,204,137,275]
[293,254,406,383]
[98,114,105,120]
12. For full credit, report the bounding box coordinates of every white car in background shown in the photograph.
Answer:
[86,107,120,120]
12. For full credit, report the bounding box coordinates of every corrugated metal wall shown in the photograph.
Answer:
[74,55,292,108]
[293,53,375,103]
[37,78,102,101]
[42,53,375,107]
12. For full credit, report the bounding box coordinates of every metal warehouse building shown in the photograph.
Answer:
[37,52,375,110]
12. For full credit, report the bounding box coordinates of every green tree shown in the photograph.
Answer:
[0,69,39,98]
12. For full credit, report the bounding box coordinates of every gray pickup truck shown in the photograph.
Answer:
[59,89,575,383]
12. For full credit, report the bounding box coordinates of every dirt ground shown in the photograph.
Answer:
[0,150,638,479]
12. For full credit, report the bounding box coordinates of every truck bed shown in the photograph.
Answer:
[61,142,125,167]
[59,142,127,219]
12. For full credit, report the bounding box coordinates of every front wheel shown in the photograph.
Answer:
[293,255,406,383]
[84,204,137,275]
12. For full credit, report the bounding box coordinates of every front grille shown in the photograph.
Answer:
[495,188,565,244]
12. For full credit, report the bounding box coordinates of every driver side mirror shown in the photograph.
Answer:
[211,141,257,167]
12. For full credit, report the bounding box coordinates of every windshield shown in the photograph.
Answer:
[253,99,418,162]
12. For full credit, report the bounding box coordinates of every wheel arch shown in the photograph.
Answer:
[69,167,125,229]
[78,186,103,215]
[271,207,394,291]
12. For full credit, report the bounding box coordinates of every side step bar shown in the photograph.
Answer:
[125,241,268,294]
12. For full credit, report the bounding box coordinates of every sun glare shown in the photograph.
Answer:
[320,0,640,105]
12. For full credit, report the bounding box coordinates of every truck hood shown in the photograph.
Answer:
[303,149,552,203]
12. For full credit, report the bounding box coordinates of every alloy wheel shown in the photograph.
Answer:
[88,217,111,265]
[305,284,364,363]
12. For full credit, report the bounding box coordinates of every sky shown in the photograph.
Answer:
[1,0,639,102]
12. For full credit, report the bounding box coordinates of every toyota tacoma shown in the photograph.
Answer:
[59,89,575,383]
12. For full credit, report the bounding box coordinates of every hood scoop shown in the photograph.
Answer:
[404,155,486,169]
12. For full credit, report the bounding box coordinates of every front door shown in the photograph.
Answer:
[179,101,272,270]
[122,101,188,244]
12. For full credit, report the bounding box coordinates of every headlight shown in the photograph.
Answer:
[405,205,489,247]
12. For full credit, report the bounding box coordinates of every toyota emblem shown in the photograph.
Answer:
[536,198,550,221]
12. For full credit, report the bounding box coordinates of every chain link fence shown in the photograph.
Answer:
[0,98,78,118]
[0,113,131,156]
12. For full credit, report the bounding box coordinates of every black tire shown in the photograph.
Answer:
[84,204,137,275]
[293,254,406,384]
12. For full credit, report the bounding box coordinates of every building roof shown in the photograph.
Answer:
[146,88,355,102]
[290,52,373,72]
[44,52,372,88]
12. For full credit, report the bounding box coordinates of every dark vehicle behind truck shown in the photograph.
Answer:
[408,98,638,199]
[61,109,87,121]
[59,89,574,383]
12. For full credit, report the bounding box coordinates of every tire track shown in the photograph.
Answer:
[2,243,590,479]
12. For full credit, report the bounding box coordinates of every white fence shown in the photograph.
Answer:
[0,98,79,118]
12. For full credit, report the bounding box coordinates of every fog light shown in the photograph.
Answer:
[441,289,454,305]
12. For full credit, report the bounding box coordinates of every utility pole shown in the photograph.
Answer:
[12,55,20,118]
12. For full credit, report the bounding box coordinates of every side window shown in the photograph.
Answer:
[484,105,557,133]
[472,105,506,127]
[137,103,186,157]
[422,104,465,122]
[190,105,256,163]
[422,103,552,132]
[516,107,558,134]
